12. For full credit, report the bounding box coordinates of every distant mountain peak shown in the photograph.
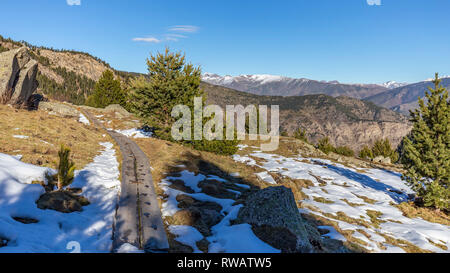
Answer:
[379,81,409,89]
[202,73,289,85]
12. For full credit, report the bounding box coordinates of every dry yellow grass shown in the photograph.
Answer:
[0,104,108,169]
[396,202,450,226]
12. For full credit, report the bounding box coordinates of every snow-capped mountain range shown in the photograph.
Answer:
[202,73,404,99]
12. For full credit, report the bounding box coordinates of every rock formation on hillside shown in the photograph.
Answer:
[236,186,318,253]
[0,47,38,105]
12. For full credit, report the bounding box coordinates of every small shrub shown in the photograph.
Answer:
[192,138,240,156]
[359,145,374,159]
[316,137,335,154]
[56,145,76,190]
[294,128,309,143]
[335,146,355,157]
[372,139,399,163]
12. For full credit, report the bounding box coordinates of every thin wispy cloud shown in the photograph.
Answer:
[67,0,81,6]
[367,0,381,5]
[133,25,199,44]
[164,34,188,42]
[132,37,161,43]
[168,25,199,33]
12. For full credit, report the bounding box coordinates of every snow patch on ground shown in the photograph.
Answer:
[233,151,450,253]
[78,113,90,125]
[318,226,347,242]
[116,243,144,253]
[256,171,276,185]
[115,128,152,139]
[169,225,204,253]
[207,205,281,253]
[159,170,280,253]
[0,142,120,253]
[13,135,29,139]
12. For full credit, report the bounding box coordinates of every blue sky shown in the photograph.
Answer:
[1,0,449,84]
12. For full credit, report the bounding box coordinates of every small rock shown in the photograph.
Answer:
[36,191,90,213]
[196,239,210,253]
[372,156,391,165]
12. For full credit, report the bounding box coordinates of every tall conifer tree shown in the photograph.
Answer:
[401,73,449,210]
[86,70,126,108]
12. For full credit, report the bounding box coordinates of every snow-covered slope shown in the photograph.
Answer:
[0,142,120,253]
[233,149,450,253]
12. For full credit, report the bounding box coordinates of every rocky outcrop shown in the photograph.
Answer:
[38,101,80,117]
[235,186,316,253]
[0,47,38,105]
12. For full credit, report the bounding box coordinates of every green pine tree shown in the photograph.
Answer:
[317,137,335,154]
[129,48,239,155]
[129,48,202,138]
[359,145,374,159]
[294,128,309,143]
[86,70,127,108]
[401,73,450,210]
[372,139,399,163]
[57,145,76,190]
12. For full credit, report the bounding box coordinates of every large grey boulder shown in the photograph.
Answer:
[235,186,315,253]
[38,101,80,117]
[0,47,38,105]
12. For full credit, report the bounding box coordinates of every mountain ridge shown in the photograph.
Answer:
[365,78,450,115]
[202,73,393,99]
[201,82,411,151]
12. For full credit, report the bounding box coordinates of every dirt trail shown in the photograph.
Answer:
[82,110,169,253]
